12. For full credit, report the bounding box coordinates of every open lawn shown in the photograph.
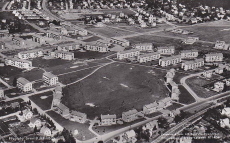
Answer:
[186,76,217,98]
[178,85,196,104]
[29,91,53,111]
[126,35,181,46]
[181,25,230,42]
[62,62,169,119]
[58,66,100,85]
[83,36,101,42]
[32,58,71,69]
[74,51,113,60]
[166,103,184,110]
[46,111,95,141]
[0,66,23,79]
[99,9,136,15]
[86,27,134,38]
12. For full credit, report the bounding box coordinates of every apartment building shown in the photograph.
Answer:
[70,111,87,123]
[180,49,199,59]
[183,37,199,44]
[143,102,158,115]
[5,57,32,70]
[137,52,160,63]
[159,55,182,67]
[122,109,139,122]
[117,49,140,60]
[100,114,117,126]
[57,44,80,52]
[181,59,204,71]
[17,77,33,92]
[157,46,175,55]
[214,41,229,50]
[18,49,44,59]
[110,37,130,47]
[134,43,153,51]
[85,43,108,53]
[43,72,58,86]
[205,53,224,62]
[49,51,74,60]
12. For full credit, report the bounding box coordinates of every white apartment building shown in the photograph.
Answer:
[137,52,160,63]
[205,53,224,62]
[159,55,182,67]
[32,34,46,44]
[49,51,74,60]
[117,49,140,60]
[5,57,32,70]
[85,43,108,53]
[134,43,153,51]
[17,77,33,92]
[110,37,130,47]
[57,44,80,52]
[183,37,199,44]
[18,49,44,59]
[180,49,199,59]
[143,102,157,115]
[181,59,204,71]
[43,72,58,86]
[100,114,116,126]
[157,46,175,55]
[70,111,87,123]
[122,109,138,122]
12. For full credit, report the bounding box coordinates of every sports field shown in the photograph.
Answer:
[62,62,169,119]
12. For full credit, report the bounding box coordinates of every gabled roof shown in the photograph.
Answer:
[122,109,138,116]
[169,81,178,87]
[160,55,181,61]
[146,120,158,128]
[159,97,171,104]
[144,102,157,109]
[157,46,175,50]
[139,52,160,58]
[43,72,57,79]
[17,77,31,85]
[30,117,41,124]
[135,43,152,46]
[101,114,116,120]
[71,111,87,118]
[57,103,69,111]
[118,49,140,54]
[205,53,223,57]
[181,49,198,53]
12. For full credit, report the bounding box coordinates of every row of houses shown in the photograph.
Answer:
[49,50,74,60]
[5,57,32,70]
[181,59,204,71]
[18,49,44,59]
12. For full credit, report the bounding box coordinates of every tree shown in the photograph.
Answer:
[157,117,169,129]
[34,126,38,133]
[12,77,17,87]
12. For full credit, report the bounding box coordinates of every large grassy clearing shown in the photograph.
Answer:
[62,63,169,119]
[29,91,53,111]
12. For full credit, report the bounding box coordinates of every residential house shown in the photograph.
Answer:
[23,109,33,120]
[137,52,160,63]
[214,41,229,50]
[157,46,175,55]
[143,102,158,115]
[5,57,32,70]
[100,114,116,126]
[122,109,138,122]
[28,117,42,128]
[123,130,137,143]
[46,32,63,40]
[43,72,58,86]
[169,81,178,92]
[49,50,74,60]
[221,107,230,117]
[180,50,199,59]
[158,97,172,110]
[203,70,213,78]
[32,34,46,44]
[215,67,224,74]
[213,81,225,92]
[134,43,153,51]
[145,120,158,130]
[85,43,108,53]
[70,111,87,123]
[183,37,199,44]
[17,77,33,92]
[179,136,192,143]
[110,37,130,47]
[181,59,204,71]
[117,49,140,60]
[56,103,70,116]
[159,55,182,67]
[220,118,230,128]
[205,53,223,62]
[40,126,52,136]
[165,69,176,83]
[18,49,44,59]
[171,88,180,101]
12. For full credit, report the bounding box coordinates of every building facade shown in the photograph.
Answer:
[5,58,32,70]
[18,49,44,59]
[117,49,140,60]
[157,46,175,55]
[205,53,224,62]
[134,43,153,51]
[49,51,74,60]
[180,50,199,59]
[100,114,116,126]
[181,59,204,71]
[17,77,33,92]
[159,55,182,67]
[122,109,138,122]
[43,72,58,86]
[137,52,160,63]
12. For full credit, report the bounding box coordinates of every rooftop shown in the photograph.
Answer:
[17,77,31,85]
[43,72,57,79]
[139,52,160,58]
[118,49,140,54]
[101,114,116,120]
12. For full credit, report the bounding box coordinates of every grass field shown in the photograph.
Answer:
[186,76,217,98]
[83,36,101,42]
[32,58,71,69]
[46,111,95,141]
[74,51,113,60]
[178,85,196,104]
[29,91,53,111]
[62,62,169,119]
[0,66,23,79]
[181,25,230,42]
[86,27,134,38]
